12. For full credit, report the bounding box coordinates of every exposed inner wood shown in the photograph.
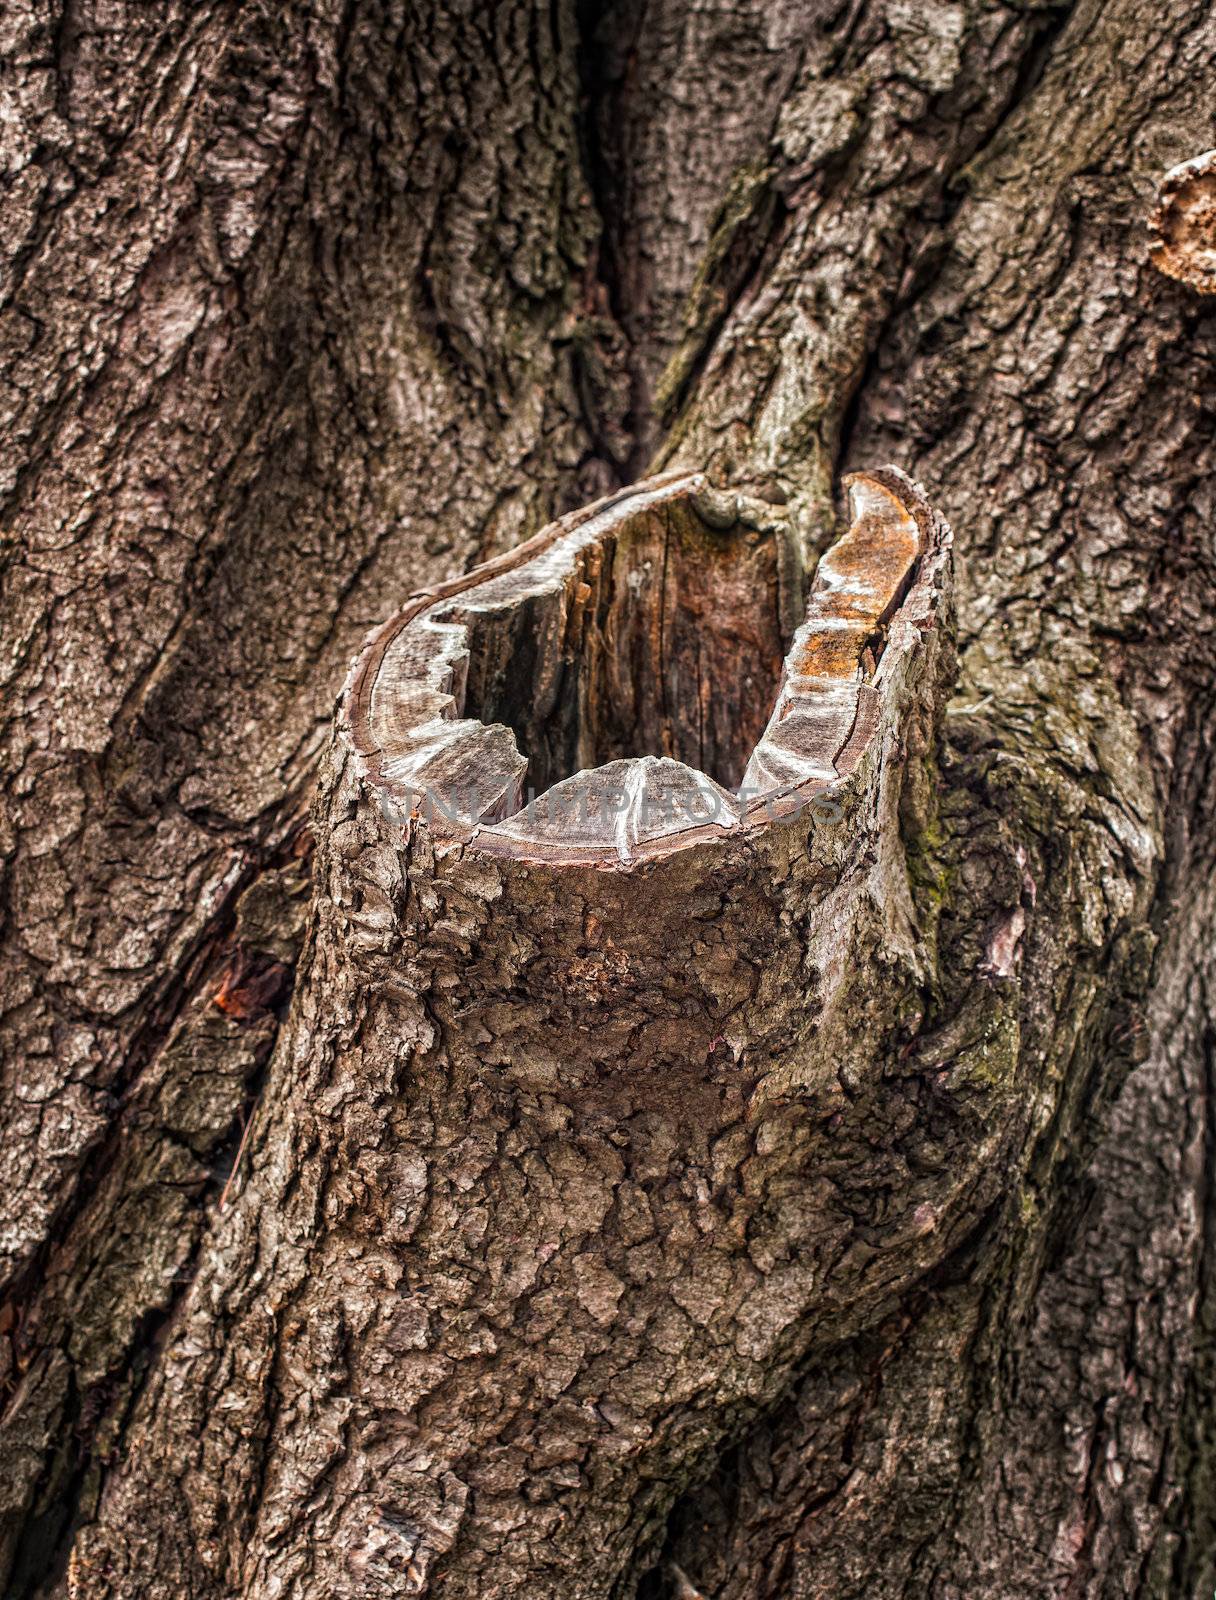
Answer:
[460,486,788,794]
[741,472,926,797]
[343,468,940,867]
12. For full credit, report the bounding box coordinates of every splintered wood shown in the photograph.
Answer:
[343,467,943,867]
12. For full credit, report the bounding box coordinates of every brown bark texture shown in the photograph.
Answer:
[1,0,1214,1597]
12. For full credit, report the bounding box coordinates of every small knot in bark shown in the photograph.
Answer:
[1149,150,1216,294]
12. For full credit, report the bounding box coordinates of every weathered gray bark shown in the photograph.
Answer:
[1,0,1214,1596]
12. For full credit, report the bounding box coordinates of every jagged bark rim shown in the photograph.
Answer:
[340,467,951,870]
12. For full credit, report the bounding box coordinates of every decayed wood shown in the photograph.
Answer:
[343,467,945,865]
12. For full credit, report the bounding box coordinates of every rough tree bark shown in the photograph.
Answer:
[1,0,1214,1597]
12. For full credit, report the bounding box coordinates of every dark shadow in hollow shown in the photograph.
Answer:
[458,497,791,795]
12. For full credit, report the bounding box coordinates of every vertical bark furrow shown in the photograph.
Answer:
[579,0,817,464]
[647,0,1081,554]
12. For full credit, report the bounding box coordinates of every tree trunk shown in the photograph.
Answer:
[1,1,1214,1597]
